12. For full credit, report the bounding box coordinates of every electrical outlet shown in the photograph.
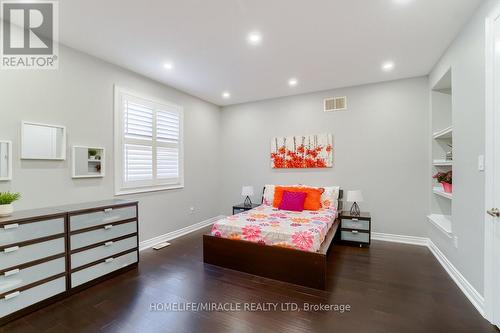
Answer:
[189,206,195,214]
[478,155,485,171]
[453,236,459,249]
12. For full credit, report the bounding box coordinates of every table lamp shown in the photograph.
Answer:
[346,190,363,216]
[241,186,254,207]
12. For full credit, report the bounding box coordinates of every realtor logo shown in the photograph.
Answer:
[1,0,59,69]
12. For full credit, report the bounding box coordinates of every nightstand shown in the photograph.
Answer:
[339,211,371,247]
[232,203,260,215]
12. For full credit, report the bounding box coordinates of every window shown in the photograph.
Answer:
[114,86,183,195]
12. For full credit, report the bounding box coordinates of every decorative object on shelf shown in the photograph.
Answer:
[270,133,333,168]
[446,144,453,161]
[88,148,98,160]
[0,140,12,181]
[346,190,363,216]
[72,146,105,178]
[433,171,453,193]
[0,192,21,217]
[241,186,254,207]
[21,122,66,160]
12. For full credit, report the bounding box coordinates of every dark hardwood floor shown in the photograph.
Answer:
[2,227,496,333]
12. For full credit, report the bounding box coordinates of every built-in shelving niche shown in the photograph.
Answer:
[72,146,105,178]
[428,69,453,236]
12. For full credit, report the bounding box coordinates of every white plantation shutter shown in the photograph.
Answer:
[115,87,183,194]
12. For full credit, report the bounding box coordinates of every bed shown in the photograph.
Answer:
[203,187,342,290]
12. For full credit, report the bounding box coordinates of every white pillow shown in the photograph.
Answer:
[321,186,341,209]
[262,185,275,205]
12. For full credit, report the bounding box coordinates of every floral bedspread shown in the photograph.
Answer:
[210,205,338,252]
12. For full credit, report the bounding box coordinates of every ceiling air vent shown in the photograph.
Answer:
[324,96,347,112]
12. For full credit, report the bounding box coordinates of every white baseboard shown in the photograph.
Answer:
[427,239,485,317]
[139,215,225,251]
[373,232,485,317]
[371,232,428,246]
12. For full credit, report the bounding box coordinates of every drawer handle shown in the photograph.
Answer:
[4,246,19,253]
[104,241,114,247]
[103,225,113,230]
[2,223,19,230]
[351,230,359,234]
[4,291,20,300]
[105,257,114,263]
[4,268,20,277]
[104,208,113,213]
[352,218,359,221]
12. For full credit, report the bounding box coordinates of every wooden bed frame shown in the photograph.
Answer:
[203,188,343,290]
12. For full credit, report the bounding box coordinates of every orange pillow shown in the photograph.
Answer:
[273,186,324,211]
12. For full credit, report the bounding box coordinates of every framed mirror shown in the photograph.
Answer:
[0,141,12,181]
[72,146,105,178]
[21,122,66,160]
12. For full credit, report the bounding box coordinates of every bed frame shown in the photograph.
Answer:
[203,188,343,290]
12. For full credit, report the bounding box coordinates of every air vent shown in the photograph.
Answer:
[324,96,347,112]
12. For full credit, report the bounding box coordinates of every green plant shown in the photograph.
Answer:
[0,192,21,205]
[88,149,98,157]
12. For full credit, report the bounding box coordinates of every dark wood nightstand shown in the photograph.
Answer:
[232,203,260,215]
[338,211,371,247]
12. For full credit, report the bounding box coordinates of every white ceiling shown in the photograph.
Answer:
[59,0,483,106]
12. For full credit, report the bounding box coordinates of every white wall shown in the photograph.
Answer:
[0,45,221,242]
[428,0,499,295]
[219,77,430,237]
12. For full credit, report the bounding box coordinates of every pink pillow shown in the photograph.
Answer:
[279,191,307,212]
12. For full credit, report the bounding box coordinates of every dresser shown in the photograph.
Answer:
[0,200,138,325]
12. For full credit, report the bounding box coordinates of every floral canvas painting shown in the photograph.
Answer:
[270,133,333,168]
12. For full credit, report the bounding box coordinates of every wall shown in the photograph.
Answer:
[0,45,221,242]
[428,0,499,296]
[219,77,429,237]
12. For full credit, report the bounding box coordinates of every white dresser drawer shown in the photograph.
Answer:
[0,257,65,295]
[70,221,137,250]
[0,276,65,318]
[0,218,65,247]
[0,238,65,271]
[341,219,370,231]
[71,236,137,269]
[70,206,136,231]
[341,230,370,243]
[71,251,137,288]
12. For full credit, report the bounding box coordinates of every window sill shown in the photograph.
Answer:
[115,184,184,196]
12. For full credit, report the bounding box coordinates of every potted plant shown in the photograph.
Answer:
[88,149,98,160]
[433,171,453,193]
[0,192,21,217]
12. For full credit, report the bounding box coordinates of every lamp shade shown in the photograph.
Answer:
[346,190,364,203]
[241,186,254,197]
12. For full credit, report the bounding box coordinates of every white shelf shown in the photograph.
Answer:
[88,159,102,163]
[427,214,452,237]
[433,160,453,167]
[433,126,453,140]
[433,187,453,200]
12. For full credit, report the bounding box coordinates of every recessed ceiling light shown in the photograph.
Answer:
[247,32,262,45]
[288,78,298,87]
[222,91,231,99]
[163,62,174,70]
[382,61,395,72]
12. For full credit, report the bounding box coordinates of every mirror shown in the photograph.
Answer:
[0,141,12,181]
[21,122,66,160]
[72,146,105,178]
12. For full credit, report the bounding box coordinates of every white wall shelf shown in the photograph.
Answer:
[427,214,452,237]
[433,126,453,140]
[433,187,453,200]
[433,160,453,167]
[72,146,105,178]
